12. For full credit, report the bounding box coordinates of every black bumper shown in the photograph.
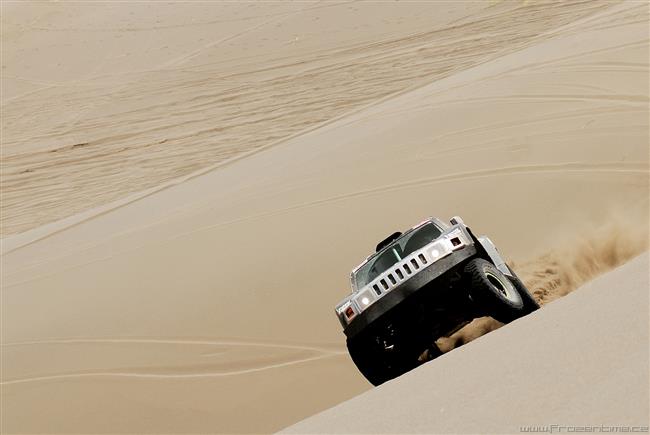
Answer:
[343,245,477,339]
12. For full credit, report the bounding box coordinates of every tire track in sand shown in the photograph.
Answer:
[1,338,347,386]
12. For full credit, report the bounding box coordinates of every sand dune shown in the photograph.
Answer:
[1,1,649,433]
[1,1,618,236]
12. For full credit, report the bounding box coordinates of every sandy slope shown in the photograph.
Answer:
[1,1,649,434]
[1,1,617,236]
[280,253,650,434]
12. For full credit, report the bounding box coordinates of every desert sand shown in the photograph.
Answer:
[1,1,648,434]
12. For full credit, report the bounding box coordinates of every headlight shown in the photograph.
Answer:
[352,288,378,311]
[429,240,451,260]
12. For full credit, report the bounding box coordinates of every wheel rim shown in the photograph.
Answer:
[485,271,512,300]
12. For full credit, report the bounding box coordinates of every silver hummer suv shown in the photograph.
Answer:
[335,216,539,386]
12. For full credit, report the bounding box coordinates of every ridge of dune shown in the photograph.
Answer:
[279,252,650,434]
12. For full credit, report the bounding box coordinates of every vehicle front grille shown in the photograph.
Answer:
[364,246,439,300]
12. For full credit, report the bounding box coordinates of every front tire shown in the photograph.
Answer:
[346,335,386,386]
[346,320,433,386]
[465,258,525,323]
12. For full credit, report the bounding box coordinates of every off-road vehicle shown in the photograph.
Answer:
[335,216,539,386]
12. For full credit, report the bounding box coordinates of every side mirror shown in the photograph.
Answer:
[450,216,464,226]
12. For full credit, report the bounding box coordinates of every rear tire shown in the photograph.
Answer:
[507,269,540,314]
[465,258,525,323]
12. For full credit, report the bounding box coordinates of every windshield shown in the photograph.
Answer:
[354,222,442,289]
